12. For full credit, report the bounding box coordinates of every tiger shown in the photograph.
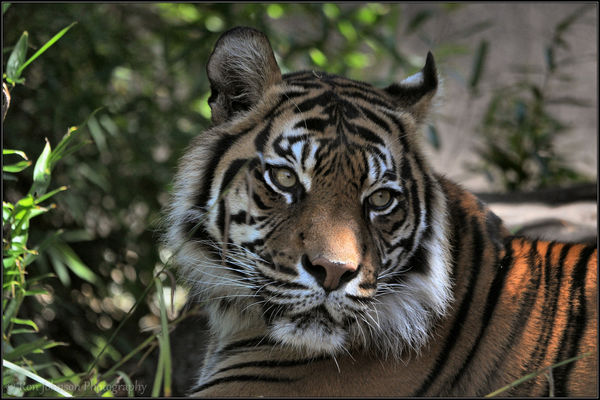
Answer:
[164,26,598,397]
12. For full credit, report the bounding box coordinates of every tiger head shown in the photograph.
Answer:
[166,27,452,358]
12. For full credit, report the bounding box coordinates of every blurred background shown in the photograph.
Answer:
[2,3,597,396]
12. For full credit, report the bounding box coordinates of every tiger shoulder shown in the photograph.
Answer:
[164,26,597,397]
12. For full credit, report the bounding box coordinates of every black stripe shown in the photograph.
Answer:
[254,121,273,154]
[219,158,248,198]
[352,124,385,146]
[294,117,329,133]
[296,92,332,113]
[301,141,311,169]
[346,293,372,302]
[216,356,329,374]
[553,245,596,395]
[194,374,296,393]
[252,192,270,211]
[197,133,238,209]
[414,214,485,396]
[220,336,275,354]
[216,199,226,237]
[357,281,377,290]
[269,262,298,277]
[457,237,540,395]
[489,242,571,395]
[357,105,391,133]
[519,241,559,387]
[381,110,410,151]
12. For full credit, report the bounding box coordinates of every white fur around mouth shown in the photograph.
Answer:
[268,313,348,356]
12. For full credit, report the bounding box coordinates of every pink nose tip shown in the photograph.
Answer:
[303,256,358,290]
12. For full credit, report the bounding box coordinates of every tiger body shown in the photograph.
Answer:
[165,27,598,396]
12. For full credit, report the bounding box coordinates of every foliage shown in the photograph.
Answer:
[470,5,593,191]
[2,19,123,397]
[1,3,593,397]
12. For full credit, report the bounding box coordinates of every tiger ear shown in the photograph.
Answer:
[384,52,438,124]
[207,26,282,125]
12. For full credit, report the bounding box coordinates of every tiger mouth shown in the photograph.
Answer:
[267,306,349,354]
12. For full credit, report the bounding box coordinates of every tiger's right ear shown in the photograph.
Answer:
[207,26,282,125]
[384,52,438,125]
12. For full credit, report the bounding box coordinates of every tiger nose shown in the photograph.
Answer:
[302,255,359,291]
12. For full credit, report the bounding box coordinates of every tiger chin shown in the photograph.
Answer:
[165,27,597,397]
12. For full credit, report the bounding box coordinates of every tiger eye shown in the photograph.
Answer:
[368,189,392,209]
[272,167,297,189]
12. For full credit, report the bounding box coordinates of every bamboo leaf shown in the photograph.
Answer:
[6,31,28,82]
[2,359,72,397]
[4,337,66,361]
[469,40,489,93]
[29,138,52,197]
[114,371,135,397]
[154,278,172,396]
[485,352,593,397]
[34,185,68,205]
[47,247,71,286]
[16,22,77,77]
[55,242,98,285]
[3,149,28,160]
[9,317,39,332]
[2,299,18,335]
[3,160,32,173]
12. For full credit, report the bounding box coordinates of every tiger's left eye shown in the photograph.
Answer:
[367,189,393,210]
[271,167,297,189]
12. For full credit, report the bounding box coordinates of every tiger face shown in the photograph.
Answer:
[166,27,452,358]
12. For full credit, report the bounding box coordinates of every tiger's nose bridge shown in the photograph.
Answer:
[302,217,363,289]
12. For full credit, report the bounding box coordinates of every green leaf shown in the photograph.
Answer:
[3,149,28,160]
[24,288,50,296]
[337,21,357,42]
[16,22,77,77]
[6,31,28,82]
[322,3,339,20]
[426,124,441,150]
[3,160,32,173]
[86,114,108,154]
[2,299,18,335]
[47,248,71,286]
[2,359,73,397]
[357,5,377,25]
[55,242,99,285]
[2,3,11,15]
[266,4,284,19]
[485,352,593,397]
[3,172,18,181]
[113,371,135,397]
[50,109,100,167]
[4,337,66,361]
[545,46,555,72]
[29,138,52,197]
[10,328,39,335]
[16,194,35,209]
[34,185,68,205]
[309,48,328,67]
[469,40,489,93]
[10,317,39,332]
[153,278,172,396]
[25,272,56,285]
[3,256,17,269]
